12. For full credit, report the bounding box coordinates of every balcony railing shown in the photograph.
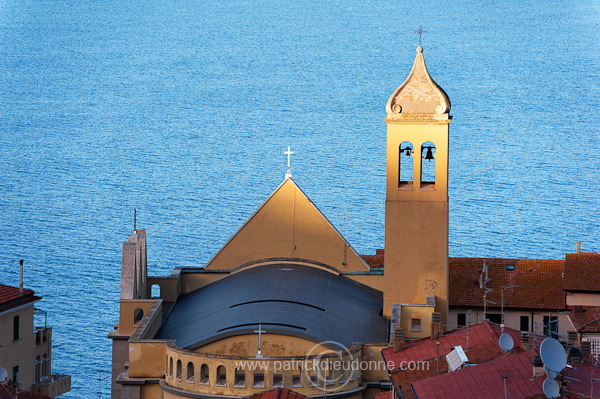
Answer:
[32,374,71,397]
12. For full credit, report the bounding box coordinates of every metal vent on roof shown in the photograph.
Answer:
[446,345,469,372]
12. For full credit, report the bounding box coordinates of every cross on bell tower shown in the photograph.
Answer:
[414,25,427,46]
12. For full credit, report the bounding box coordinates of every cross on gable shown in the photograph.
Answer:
[284,146,294,179]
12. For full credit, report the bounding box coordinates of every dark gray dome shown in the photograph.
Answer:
[156,264,388,350]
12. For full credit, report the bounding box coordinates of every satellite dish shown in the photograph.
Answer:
[542,377,560,398]
[0,367,7,383]
[499,333,514,351]
[540,338,567,373]
[544,366,559,379]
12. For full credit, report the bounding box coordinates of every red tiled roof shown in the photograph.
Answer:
[361,249,384,268]
[568,307,600,333]
[0,284,40,312]
[382,321,522,371]
[0,385,51,399]
[411,351,543,399]
[563,252,600,292]
[449,257,565,310]
[382,322,525,399]
[248,388,308,399]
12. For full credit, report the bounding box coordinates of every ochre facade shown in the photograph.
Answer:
[109,46,451,399]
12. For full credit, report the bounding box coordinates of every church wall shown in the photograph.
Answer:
[178,272,230,295]
[140,383,163,399]
[147,276,179,302]
[164,342,362,397]
[346,274,385,292]
[194,334,330,358]
[360,345,388,381]
[119,299,157,336]
[397,305,434,340]
[129,340,168,378]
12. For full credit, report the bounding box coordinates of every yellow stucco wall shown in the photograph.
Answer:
[195,334,330,358]
[205,178,369,272]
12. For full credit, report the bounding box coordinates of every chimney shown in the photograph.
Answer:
[580,341,591,360]
[392,328,405,352]
[521,332,529,350]
[567,331,578,349]
[19,259,24,293]
[532,355,544,378]
[431,312,442,339]
[576,241,581,254]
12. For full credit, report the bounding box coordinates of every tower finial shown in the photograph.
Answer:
[284,146,294,179]
[414,25,427,47]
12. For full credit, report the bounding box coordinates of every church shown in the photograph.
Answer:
[108,45,599,399]
[109,44,450,399]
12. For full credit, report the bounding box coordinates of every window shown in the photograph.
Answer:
[544,316,559,338]
[520,316,529,332]
[42,354,48,378]
[216,365,226,386]
[234,368,245,387]
[187,362,195,383]
[12,366,19,388]
[420,141,436,189]
[487,313,502,324]
[169,358,173,378]
[411,317,422,332]
[133,308,144,324]
[292,368,302,387]
[13,315,19,341]
[176,360,182,381]
[151,284,160,298]
[457,313,466,327]
[200,364,209,385]
[253,372,265,388]
[399,141,414,188]
[273,373,283,388]
[35,356,41,382]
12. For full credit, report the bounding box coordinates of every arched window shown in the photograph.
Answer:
[399,141,414,189]
[133,308,144,324]
[169,357,173,378]
[234,368,245,387]
[420,141,436,189]
[200,364,209,385]
[187,362,195,383]
[216,365,227,386]
[35,356,41,382]
[176,360,183,380]
[42,353,48,378]
[151,284,160,298]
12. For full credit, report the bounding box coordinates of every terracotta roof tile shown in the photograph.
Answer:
[0,284,40,312]
[411,351,544,399]
[568,307,600,333]
[449,257,565,310]
[382,322,524,399]
[382,321,522,371]
[248,388,308,399]
[564,252,600,292]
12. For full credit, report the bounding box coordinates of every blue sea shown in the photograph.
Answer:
[0,0,598,396]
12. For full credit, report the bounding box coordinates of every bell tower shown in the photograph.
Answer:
[383,46,451,332]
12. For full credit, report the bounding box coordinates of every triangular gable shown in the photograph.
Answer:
[204,178,369,271]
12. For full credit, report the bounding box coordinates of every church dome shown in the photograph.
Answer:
[386,46,451,120]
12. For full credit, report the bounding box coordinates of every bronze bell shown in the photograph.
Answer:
[424,146,435,161]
